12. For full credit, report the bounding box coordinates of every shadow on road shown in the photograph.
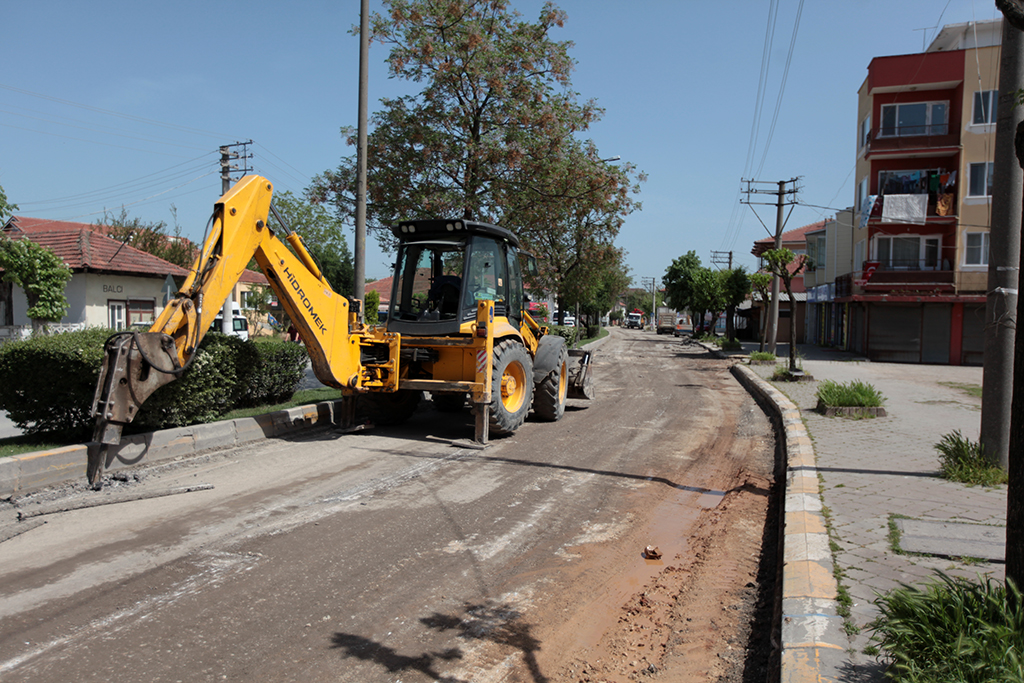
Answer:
[331,600,548,682]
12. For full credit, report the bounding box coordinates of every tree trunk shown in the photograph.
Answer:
[725,305,735,342]
[782,278,798,372]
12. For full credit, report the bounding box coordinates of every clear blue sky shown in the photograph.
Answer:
[0,0,1000,284]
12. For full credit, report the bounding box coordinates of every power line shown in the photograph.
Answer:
[0,82,237,141]
[754,0,805,179]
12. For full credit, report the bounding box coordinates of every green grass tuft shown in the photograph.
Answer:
[749,351,776,361]
[869,573,1024,682]
[934,430,1007,486]
[816,379,885,407]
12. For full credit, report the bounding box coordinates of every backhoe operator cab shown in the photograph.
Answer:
[388,220,527,338]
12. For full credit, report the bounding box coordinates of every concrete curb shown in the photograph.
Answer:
[731,364,847,683]
[0,400,343,496]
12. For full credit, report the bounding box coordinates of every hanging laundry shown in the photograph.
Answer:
[859,195,877,229]
[881,194,927,225]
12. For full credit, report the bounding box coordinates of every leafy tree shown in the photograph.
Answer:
[515,139,641,322]
[365,290,380,325]
[720,267,750,342]
[0,183,18,223]
[312,0,597,233]
[98,206,197,269]
[662,250,702,315]
[574,245,629,326]
[0,236,72,335]
[309,0,642,315]
[688,267,726,335]
[761,249,806,371]
[270,190,354,295]
[749,272,772,352]
[625,286,661,320]
[241,284,275,335]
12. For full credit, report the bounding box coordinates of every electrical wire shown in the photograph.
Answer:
[753,0,805,180]
[0,82,237,141]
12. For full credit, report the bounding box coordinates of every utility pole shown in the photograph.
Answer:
[981,19,1024,470]
[353,0,370,321]
[710,250,733,270]
[641,277,655,330]
[219,142,252,335]
[741,178,799,355]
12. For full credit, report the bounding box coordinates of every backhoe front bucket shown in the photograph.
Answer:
[566,349,595,400]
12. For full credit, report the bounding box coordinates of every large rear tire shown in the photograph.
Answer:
[359,390,422,426]
[489,340,534,435]
[533,343,568,421]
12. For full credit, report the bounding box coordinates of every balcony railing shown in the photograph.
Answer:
[867,126,960,155]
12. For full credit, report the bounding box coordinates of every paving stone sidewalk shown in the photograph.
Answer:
[749,352,1006,681]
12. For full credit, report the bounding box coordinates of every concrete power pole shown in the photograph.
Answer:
[981,20,1024,470]
[353,0,369,321]
[741,178,799,355]
[219,142,251,335]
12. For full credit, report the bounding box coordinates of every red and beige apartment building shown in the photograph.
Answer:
[838,19,1000,364]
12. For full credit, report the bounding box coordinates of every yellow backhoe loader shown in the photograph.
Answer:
[88,175,594,485]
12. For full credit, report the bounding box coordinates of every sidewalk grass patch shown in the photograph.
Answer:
[935,430,1007,487]
[815,380,886,417]
[869,573,1024,682]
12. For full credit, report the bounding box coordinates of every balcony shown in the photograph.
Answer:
[867,126,960,157]
[844,261,955,295]
[869,191,957,221]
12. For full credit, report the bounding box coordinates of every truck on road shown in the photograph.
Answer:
[655,307,676,335]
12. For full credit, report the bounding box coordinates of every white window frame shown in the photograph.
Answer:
[963,232,990,267]
[879,101,948,137]
[859,114,872,149]
[854,239,866,271]
[857,177,869,212]
[968,162,994,197]
[873,234,942,270]
[972,90,997,125]
[108,300,127,330]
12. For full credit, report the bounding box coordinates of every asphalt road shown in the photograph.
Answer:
[0,328,770,682]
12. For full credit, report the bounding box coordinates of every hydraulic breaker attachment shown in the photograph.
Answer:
[88,331,184,485]
[566,349,595,400]
[91,331,185,444]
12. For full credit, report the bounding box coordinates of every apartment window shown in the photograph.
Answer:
[879,101,948,137]
[854,239,866,270]
[973,90,998,125]
[964,232,990,266]
[875,236,941,269]
[859,114,872,148]
[968,162,994,197]
[857,177,869,211]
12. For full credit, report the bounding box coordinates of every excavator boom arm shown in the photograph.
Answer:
[89,176,374,457]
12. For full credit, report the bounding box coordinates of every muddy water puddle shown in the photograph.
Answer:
[566,485,724,651]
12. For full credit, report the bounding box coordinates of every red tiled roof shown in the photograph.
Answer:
[751,220,827,256]
[4,216,190,278]
[240,269,270,285]
[4,216,268,285]
[365,276,393,303]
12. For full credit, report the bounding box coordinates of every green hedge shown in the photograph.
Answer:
[0,329,308,441]
[0,328,110,440]
[547,325,579,346]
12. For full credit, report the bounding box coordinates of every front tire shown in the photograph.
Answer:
[533,343,568,422]
[489,340,534,435]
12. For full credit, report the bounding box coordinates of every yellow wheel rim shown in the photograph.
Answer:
[558,360,568,403]
[501,360,528,413]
